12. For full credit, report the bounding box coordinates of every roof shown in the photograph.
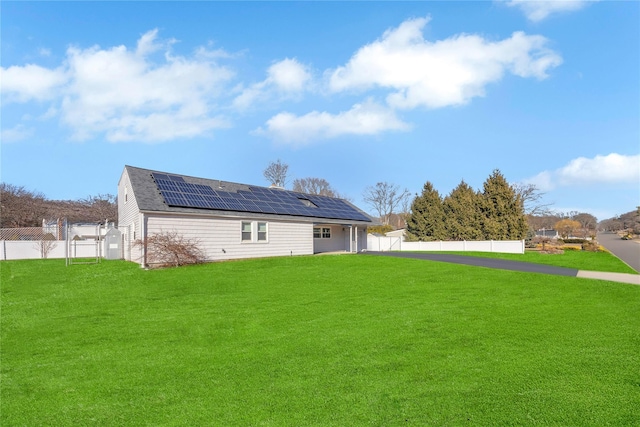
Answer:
[123,165,373,225]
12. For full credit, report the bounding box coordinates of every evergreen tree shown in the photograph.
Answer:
[443,180,483,240]
[480,170,528,239]
[406,181,447,241]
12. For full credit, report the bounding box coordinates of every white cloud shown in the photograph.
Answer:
[233,58,311,110]
[0,64,67,103]
[525,153,640,191]
[267,58,311,93]
[254,99,410,145]
[60,30,235,142]
[505,0,593,22]
[328,16,562,110]
[0,124,34,143]
[2,29,235,143]
[135,28,164,56]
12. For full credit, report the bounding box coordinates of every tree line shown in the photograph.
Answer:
[264,159,634,240]
[0,183,117,228]
[599,208,640,234]
[405,170,528,241]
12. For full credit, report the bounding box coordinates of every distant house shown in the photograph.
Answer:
[385,228,406,240]
[118,166,374,266]
[535,229,559,239]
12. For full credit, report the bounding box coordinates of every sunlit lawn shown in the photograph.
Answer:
[2,255,639,425]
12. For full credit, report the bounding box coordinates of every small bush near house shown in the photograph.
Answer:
[563,238,587,244]
[367,224,394,235]
[134,230,206,268]
[563,246,581,251]
[581,240,600,252]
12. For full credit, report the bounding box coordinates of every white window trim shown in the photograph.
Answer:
[241,221,269,243]
[314,226,331,239]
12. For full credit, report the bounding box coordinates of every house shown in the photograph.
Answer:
[535,229,559,239]
[385,228,406,240]
[118,166,374,266]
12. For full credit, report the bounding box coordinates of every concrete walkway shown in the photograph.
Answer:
[363,251,640,285]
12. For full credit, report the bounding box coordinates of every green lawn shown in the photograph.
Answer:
[2,255,639,426]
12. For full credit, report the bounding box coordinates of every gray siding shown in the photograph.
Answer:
[145,214,313,263]
[313,225,347,253]
[117,170,143,263]
[312,225,368,253]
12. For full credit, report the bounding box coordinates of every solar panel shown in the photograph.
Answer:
[151,173,370,222]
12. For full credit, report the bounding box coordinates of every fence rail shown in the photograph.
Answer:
[367,236,525,254]
[1,240,103,261]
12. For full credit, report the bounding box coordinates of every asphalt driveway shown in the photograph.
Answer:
[363,251,578,276]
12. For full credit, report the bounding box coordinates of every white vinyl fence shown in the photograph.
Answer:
[1,240,102,261]
[367,235,525,254]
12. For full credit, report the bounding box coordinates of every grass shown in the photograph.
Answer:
[2,255,640,426]
[415,249,639,274]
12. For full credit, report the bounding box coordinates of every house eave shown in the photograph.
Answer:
[138,208,372,226]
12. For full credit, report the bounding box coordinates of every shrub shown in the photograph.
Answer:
[135,231,206,268]
[563,238,586,244]
[368,224,395,235]
[581,240,600,252]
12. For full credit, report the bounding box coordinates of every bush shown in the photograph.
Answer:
[581,240,600,252]
[563,238,586,244]
[135,231,206,268]
[368,224,395,235]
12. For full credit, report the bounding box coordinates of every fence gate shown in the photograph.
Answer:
[66,223,101,266]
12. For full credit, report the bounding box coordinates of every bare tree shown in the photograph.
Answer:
[263,159,289,188]
[135,231,206,268]
[293,177,340,197]
[0,183,48,228]
[571,212,598,238]
[512,183,553,216]
[34,235,58,259]
[81,194,118,223]
[1,183,118,227]
[362,182,410,226]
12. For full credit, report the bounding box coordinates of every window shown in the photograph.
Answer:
[242,221,268,242]
[257,222,267,241]
[241,222,252,241]
[314,226,331,239]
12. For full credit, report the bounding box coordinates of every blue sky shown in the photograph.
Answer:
[2,1,638,222]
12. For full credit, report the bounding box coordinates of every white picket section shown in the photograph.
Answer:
[0,240,102,260]
[366,235,524,254]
